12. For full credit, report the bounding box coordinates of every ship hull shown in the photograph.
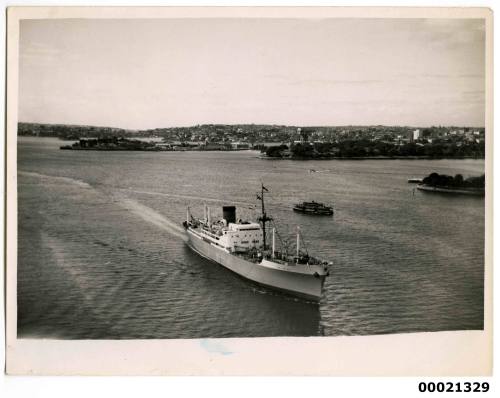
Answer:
[186,228,325,302]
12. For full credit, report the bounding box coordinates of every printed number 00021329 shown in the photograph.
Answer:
[418,382,489,393]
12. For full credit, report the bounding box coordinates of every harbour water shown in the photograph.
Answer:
[17,137,485,339]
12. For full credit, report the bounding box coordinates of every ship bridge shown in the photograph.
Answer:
[222,222,263,252]
[227,222,261,231]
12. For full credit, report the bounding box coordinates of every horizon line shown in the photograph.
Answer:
[17,121,486,131]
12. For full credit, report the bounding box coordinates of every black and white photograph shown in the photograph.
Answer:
[5,6,492,376]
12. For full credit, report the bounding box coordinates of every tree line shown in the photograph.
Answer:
[422,173,485,189]
[265,140,484,159]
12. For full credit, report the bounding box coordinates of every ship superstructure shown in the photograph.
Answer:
[182,185,330,302]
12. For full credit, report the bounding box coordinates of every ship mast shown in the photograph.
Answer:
[296,226,300,258]
[272,228,276,258]
[257,184,272,251]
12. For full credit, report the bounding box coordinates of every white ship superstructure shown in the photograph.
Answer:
[182,185,330,302]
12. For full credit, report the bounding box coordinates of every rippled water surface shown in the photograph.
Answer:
[17,137,485,338]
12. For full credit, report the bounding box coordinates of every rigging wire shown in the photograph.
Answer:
[298,229,309,256]
[254,184,314,258]
[269,219,291,256]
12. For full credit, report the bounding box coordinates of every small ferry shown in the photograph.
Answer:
[408,178,423,184]
[293,201,334,216]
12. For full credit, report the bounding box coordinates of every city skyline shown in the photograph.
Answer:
[19,18,485,129]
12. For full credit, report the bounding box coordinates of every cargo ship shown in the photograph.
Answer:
[293,201,334,216]
[182,185,330,302]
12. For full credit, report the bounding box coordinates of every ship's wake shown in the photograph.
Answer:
[121,188,253,207]
[18,170,91,188]
[116,196,187,242]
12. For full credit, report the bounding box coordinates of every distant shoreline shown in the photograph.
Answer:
[258,155,484,161]
[417,184,485,196]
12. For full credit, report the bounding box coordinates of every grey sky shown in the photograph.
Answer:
[19,18,485,129]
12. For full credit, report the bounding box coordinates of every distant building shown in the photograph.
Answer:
[231,142,250,150]
[203,142,226,150]
[297,127,305,143]
[413,129,421,141]
[396,134,410,145]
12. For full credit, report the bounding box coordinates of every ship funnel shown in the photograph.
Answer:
[223,206,236,224]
